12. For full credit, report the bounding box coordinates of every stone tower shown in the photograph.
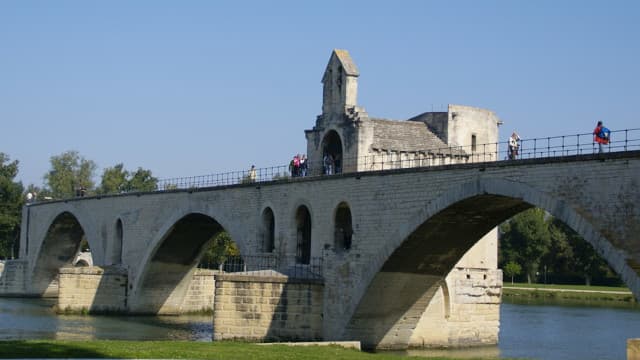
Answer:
[321,49,359,115]
[306,49,502,177]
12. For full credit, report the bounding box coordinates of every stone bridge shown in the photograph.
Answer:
[1,150,639,349]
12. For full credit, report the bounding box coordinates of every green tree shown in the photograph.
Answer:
[128,167,158,192]
[560,220,612,286]
[500,208,551,283]
[99,165,158,194]
[99,163,129,194]
[43,150,97,199]
[541,220,575,280]
[200,231,240,267]
[503,261,522,284]
[0,153,24,259]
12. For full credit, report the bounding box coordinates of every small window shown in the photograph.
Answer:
[471,134,477,152]
[261,208,275,253]
[295,206,312,264]
[334,202,353,252]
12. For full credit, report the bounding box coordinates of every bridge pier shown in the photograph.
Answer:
[0,260,28,296]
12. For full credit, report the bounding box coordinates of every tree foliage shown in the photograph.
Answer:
[500,208,620,286]
[500,208,550,283]
[43,151,97,199]
[0,153,24,259]
[128,167,158,192]
[503,261,522,285]
[99,164,158,194]
[200,231,240,267]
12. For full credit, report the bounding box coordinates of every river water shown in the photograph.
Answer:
[0,297,638,360]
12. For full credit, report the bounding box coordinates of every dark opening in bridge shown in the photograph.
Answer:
[334,202,353,252]
[113,219,123,265]
[296,206,312,264]
[261,207,275,253]
[322,130,343,174]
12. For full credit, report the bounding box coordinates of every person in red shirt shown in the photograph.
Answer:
[593,121,609,153]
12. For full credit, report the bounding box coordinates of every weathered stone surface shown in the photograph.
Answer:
[628,338,640,360]
[58,265,127,313]
[213,274,324,342]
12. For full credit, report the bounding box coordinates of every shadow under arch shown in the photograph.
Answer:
[131,213,229,314]
[344,178,639,349]
[31,211,90,297]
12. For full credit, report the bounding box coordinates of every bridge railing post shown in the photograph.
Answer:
[547,137,550,157]
[625,129,628,151]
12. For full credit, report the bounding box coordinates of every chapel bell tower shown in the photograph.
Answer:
[321,49,359,115]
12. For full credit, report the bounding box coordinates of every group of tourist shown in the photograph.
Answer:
[289,154,308,177]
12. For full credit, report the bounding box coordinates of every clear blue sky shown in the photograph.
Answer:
[2,1,639,187]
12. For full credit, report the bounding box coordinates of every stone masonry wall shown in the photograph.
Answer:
[0,260,27,295]
[409,267,502,348]
[58,266,128,313]
[213,273,323,342]
[57,267,216,314]
[181,268,217,313]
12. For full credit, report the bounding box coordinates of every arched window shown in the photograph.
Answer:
[295,206,312,264]
[114,219,123,264]
[334,202,353,252]
[321,130,344,175]
[261,208,275,253]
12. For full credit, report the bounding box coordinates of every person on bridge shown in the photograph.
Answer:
[248,165,257,182]
[593,121,610,153]
[300,154,307,176]
[508,131,521,160]
[323,153,334,175]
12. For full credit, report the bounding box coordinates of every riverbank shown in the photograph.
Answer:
[502,283,636,304]
[0,340,509,359]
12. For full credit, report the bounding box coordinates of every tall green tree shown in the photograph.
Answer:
[541,220,575,278]
[500,208,551,283]
[128,167,158,192]
[0,153,24,259]
[99,163,129,194]
[43,150,97,199]
[555,219,613,285]
[98,164,158,194]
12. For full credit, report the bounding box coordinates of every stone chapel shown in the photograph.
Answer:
[305,49,502,174]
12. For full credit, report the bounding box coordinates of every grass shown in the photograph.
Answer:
[503,282,631,292]
[0,340,504,360]
[502,282,636,303]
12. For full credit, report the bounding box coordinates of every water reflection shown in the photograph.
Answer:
[1,297,639,360]
[0,298,211,341]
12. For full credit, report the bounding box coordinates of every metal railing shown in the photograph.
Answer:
[198,254,323,280]
[156,128,640,190]
[28,128,639,198]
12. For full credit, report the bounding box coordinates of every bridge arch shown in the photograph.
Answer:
[30,210,98,296]
[345,177,638,348]
[130,212,233,314]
